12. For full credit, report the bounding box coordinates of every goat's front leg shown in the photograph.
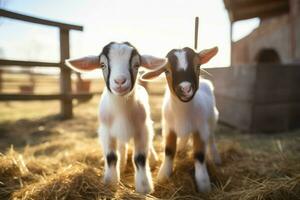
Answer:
[157,130,177,181]
[193,130,211,192]
[133,130,153,194]
[99,126,119,186]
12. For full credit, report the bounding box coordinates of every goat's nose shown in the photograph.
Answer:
[179,82,192,93]
[114,77,127,86]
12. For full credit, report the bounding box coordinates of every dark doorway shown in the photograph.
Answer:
[256,48,281,63]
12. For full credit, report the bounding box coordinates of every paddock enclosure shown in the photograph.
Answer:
[0,9,98,119]
[1,1,300,199]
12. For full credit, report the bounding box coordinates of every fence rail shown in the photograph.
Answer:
[0,92,100,101]
[0,59,60,67]
[0,9,87,119]
[0,9,83,30]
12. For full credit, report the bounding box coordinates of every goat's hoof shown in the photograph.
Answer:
[135,178,153,194]
[157,171,171,182]
[157,163,172,182]
[196,178,211,193]
[103,172,119,186]
[214,156,222,166]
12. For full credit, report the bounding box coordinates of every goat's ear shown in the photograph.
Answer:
[197,47,218,65]
[140,55,168,70]
[65,56,101,73]
[140,63,168,81]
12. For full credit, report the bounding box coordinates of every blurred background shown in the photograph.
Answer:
[0,0,262,68]
[0,0,299,199]
[0,0,299,132]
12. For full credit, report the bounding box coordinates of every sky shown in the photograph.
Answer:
[0,0,260,69]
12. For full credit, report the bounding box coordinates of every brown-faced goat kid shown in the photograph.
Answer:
[141,47,221,192]
[65,42,167,194]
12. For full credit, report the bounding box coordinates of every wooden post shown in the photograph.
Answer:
[0,69,2,92]
[194,17,199,50]
[230,22,233,66]
[59,28,73,119]
[289,0,298,60]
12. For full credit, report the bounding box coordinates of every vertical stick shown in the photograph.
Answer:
[60,28,73,119]
[194,17,199,50]
[230,22,233,65]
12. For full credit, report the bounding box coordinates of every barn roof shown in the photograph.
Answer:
[223,0,290,22]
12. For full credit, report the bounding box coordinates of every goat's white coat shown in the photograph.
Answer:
[98,84,155,193]
[66,43,167,194]
[163,79,217,139]
[158,79,220,192]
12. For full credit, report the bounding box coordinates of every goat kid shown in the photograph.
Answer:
[141,46,221,192]
[66,42,167,194]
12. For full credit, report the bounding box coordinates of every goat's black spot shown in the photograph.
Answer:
[106,152,117,166]
[128,48,140,91]
[165,147,175,158]
[125,42,140,91]
[100,42,115,92]
[194,152,205,163]
[134,154,146,169]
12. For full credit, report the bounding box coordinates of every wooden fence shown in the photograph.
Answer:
[0,9,97,119]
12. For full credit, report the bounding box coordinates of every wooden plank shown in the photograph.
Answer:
[224,0,289,22]
[255,64,300,103]
[0,93,61,101]
[233,2,288,21]
[0,9,83,31]
[0,92,100,101]
[225,0,286,9]
[206,66,257,102]
[215,94,253,131]
[0,59,60,67]
[59,28,73,119]
[289,103,300,129]
[252,104,290,132]
[70,92,101,99]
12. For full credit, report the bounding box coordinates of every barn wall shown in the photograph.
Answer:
[207,64,300,133]
[232,15,293,65]
[295,15,300,60]
[206,66,256,131]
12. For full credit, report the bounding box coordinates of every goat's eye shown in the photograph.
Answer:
[133,63,140,69]
[101,63,106,68]
[165,70,170,75]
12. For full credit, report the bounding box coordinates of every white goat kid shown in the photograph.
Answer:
[66,42,167,194]
[141,47,221,192]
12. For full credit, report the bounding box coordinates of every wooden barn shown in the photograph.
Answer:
[207,0,300,132]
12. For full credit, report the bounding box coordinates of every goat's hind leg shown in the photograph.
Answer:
[209,118,221,165]
[209,132,221,165]
[157,130,177,181]
[193,129,211,192]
